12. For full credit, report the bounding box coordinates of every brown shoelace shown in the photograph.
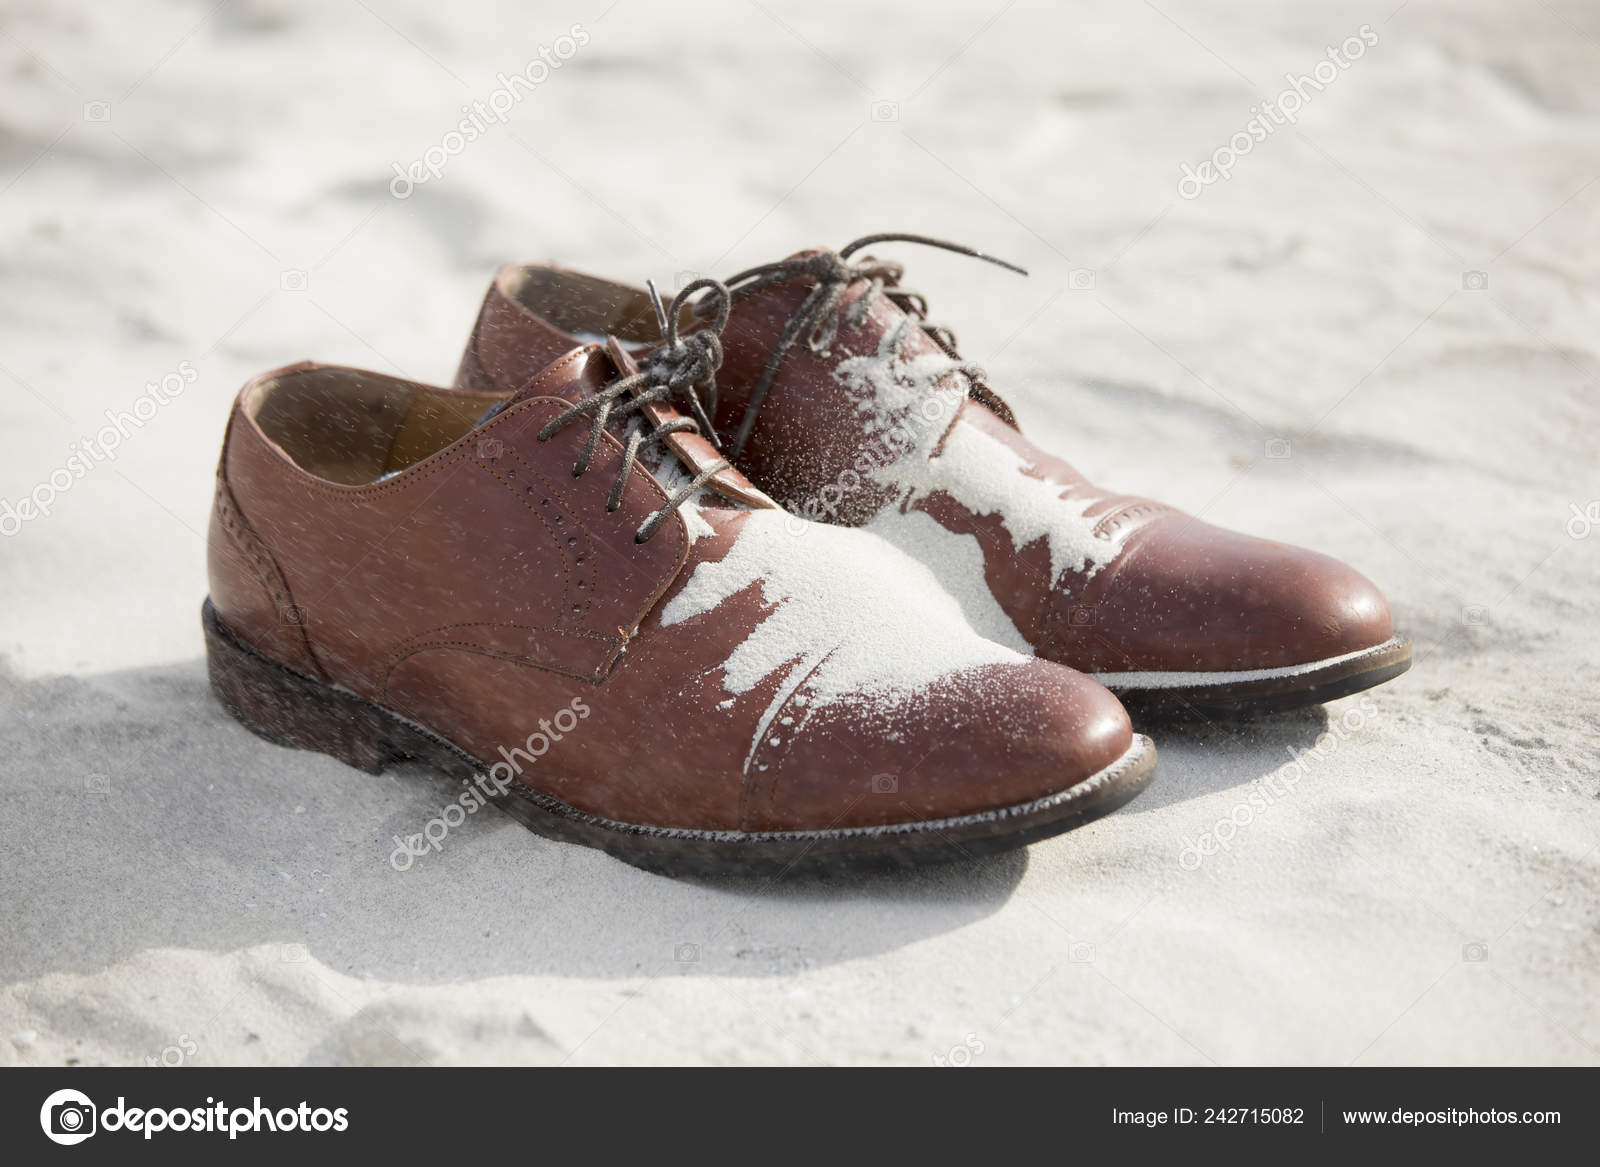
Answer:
[537,278,733,543]
[710,233,1027,457]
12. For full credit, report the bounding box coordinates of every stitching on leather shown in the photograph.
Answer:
[515,449,599,603]
[381,636,619,699]
[380,621,623,701]
[737,651,833,830]
[1091,498,1178,539]
[475,455,572,616]
[391,620,618,653]
[214,481,278,591]
[215,538,291,649]
[212,475,325,678]
[491,391,689,653]
[504,447,599,618]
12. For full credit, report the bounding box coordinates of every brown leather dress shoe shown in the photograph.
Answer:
[456,237,1410,718]
[205,297,1155,875]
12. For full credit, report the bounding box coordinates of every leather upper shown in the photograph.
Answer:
[208,346,1134,832]
[456,260,1396,676]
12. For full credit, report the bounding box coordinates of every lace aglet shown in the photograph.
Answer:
[645,278,672,341]
[977,251,1029,277]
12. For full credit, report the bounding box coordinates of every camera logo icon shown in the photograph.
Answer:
[1567,500,1599,540]
[82,101,111,122]
[870,100,900,122]
[40,1088,97,1145]
[1264,438,1292,460]
[870,773,898,794]
[1462,941,1489,962]
[1461,270,1489,291]
[280,269,308,292]
[1068,268,1096,291]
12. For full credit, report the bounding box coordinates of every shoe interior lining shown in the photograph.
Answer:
[500,266,690,348]
[244,367,504,485]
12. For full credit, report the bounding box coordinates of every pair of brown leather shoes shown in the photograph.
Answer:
[205,235,1407,875]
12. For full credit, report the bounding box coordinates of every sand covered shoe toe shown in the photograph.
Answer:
[204,283,1155,876]
[653,508,1151,839]
[457,238,1410,718]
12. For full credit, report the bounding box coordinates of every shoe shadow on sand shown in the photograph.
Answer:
[1119,705,1334,816]
[1,657,1326,988]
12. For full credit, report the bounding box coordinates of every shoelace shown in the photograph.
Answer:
[537,278,733,543]
[709,233,1027,457]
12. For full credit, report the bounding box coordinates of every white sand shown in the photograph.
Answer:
[2,0,1597,1065]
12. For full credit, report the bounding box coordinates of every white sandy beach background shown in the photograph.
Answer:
[1,0,1597,1065]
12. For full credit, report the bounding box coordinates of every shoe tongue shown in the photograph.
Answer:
[465,343,612,430]
[599,338,774,510]
[482,343,775,512]
[718,247,1024,435]
[726,247,910,351]
[500,344,615,410]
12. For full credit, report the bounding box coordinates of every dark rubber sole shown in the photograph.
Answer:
[1100,636,1413,722]
[202,599,1159,877]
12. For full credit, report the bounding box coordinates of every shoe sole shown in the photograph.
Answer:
[203,599,1158,877]
[1095,635,1412,721]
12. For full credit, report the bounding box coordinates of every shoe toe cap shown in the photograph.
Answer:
[747,659,1135,831]
[1062,516,1394,673]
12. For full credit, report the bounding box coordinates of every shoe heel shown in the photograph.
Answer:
[202,598,396,774]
